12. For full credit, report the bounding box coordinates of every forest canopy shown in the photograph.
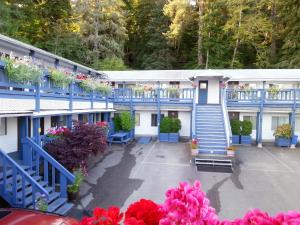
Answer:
[0,0,299,70]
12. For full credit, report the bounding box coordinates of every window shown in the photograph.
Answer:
[168,111,178,118]
[151,114,164,127]
[271,116,288,130]
[0,118,7,136]
[95,113,100,122]
[243,116,256,129]
[169,81,180,88]
[51,116,59,127]
[135,113,140,126]
[79,114,88,123]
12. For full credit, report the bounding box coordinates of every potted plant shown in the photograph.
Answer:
[36,194,48,212]
[230,119,241,144]
[268,86,280,99]
[67,169,84,202]
[274,124,292,147]
[95,82,112,95]
[240,120,252,145]
[227,146,237,157]
[190,138,198,156]
[49,69,74,88]
[159,117,181,142]
[167,87,180,99]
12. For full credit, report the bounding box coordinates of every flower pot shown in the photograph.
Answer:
[169,133,179,143]
[232,135,240,144]
[227,150,235,157]
[159,133,169,142]
[68,191,79,202]
[292,135,298,146]
[240,135,251,145]
[275,137,291,147]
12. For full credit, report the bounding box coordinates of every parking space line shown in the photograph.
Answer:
[241,167,300,173]
[261,147,295,172]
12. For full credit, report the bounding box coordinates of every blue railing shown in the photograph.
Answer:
[23,138,75,198]
[113,88,194,104]
[0,149,49,208]
[226,89,300,106]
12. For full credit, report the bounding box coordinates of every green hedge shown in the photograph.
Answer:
[241,120,252,135]
[230,119,241,135]
[160,117,181,133]
[120,111,134,132]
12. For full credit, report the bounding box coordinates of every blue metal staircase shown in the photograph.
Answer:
[0,138,75,215]
[195,105,227,155]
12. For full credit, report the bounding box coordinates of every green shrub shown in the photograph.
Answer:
[230,119,241,135]
[160,117,182,133]
[273,124,292,139]
[50,69,73,88]
[241,120,252,136]
[160,117,172,133]
[171,118,182,133]
[120,112,134,132]
[113,115,122,132]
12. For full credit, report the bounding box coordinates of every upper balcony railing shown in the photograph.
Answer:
[113,88,194,104]
[226,89,300,106]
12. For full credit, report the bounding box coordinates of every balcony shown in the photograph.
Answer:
[226,89,300,107]
[113,88,194,105]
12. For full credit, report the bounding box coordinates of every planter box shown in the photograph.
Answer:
[169,133,179,143]
[275,137,291,147]
[159,133,179,142]
[292,135,298,146]
[159,133,169,142]
[232,135,240,144]
[241,135,251,145]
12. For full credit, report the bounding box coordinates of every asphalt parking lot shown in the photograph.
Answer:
[68,140,300,220]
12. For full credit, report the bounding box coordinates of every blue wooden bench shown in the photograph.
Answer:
[108,122,132,145]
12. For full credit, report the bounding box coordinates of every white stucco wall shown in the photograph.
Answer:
[195,78,220,104]
[0,98,35,111]
[0,117,18,153]
[134,110,191,137]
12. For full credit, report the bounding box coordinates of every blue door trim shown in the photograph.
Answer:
[198,80,208,104]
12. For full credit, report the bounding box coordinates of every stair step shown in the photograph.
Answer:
[20,190,59,207]
[198,149,227,155]
[55,202,74,215]
[48,198,67,213]
[17,186,54,199]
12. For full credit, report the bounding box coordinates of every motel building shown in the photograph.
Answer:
[0,34,300,214]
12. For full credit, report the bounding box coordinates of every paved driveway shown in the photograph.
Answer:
[68,141,300,221]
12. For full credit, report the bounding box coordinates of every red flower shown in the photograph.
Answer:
[125,199,163,225]
[124,218,146,225]
[96,121,108,127]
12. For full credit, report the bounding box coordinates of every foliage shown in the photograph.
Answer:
[45,121,107,171]
[113,115,122,132]
[67,169,84,193]
[46,127,69,139]
[36,195,48,212]
[120,112,134,132]
[231,119,241,135]
[268,86,280,98]
[167,87,179,96]
[2,56,42,84]
[273,124,292,139]
[79,79,94,93]
[160,117,181,133]
[95,82,112,94]
[95,57,127,71]
[241,120,252,136]
[49,69,73,88]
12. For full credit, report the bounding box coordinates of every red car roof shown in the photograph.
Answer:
[0,208,78,225]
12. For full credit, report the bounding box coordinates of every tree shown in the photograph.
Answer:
[75,0,127,65]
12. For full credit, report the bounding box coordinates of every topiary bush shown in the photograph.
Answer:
[160,117,182,133]
[241,120,252,136]
[274,124,292,139]
[120,111,134,132]
[113,115,122,132]
[230,119,241,135]
[160,117,172,133]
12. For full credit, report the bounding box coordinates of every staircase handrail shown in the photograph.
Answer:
[0,149,49,206]
[25,138,75,183]
[221,87,232,147]
[192,88,197,137]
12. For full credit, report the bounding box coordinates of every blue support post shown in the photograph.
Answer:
[256,112,259,143]
[104,112,109,122]
[105,93,109,109]
[90,91,94,109]
[88,113,94,124]
[35,82,41,112]
[67,115,72,129]
[33,117,41,146]
[290,89,296,148]
[257,82,266,148]
[157,88,161,136]
[21,117,31,165]
[60,174,67,198]
[69,81,74,111]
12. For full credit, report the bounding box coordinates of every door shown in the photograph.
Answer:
[198,81,208,104]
